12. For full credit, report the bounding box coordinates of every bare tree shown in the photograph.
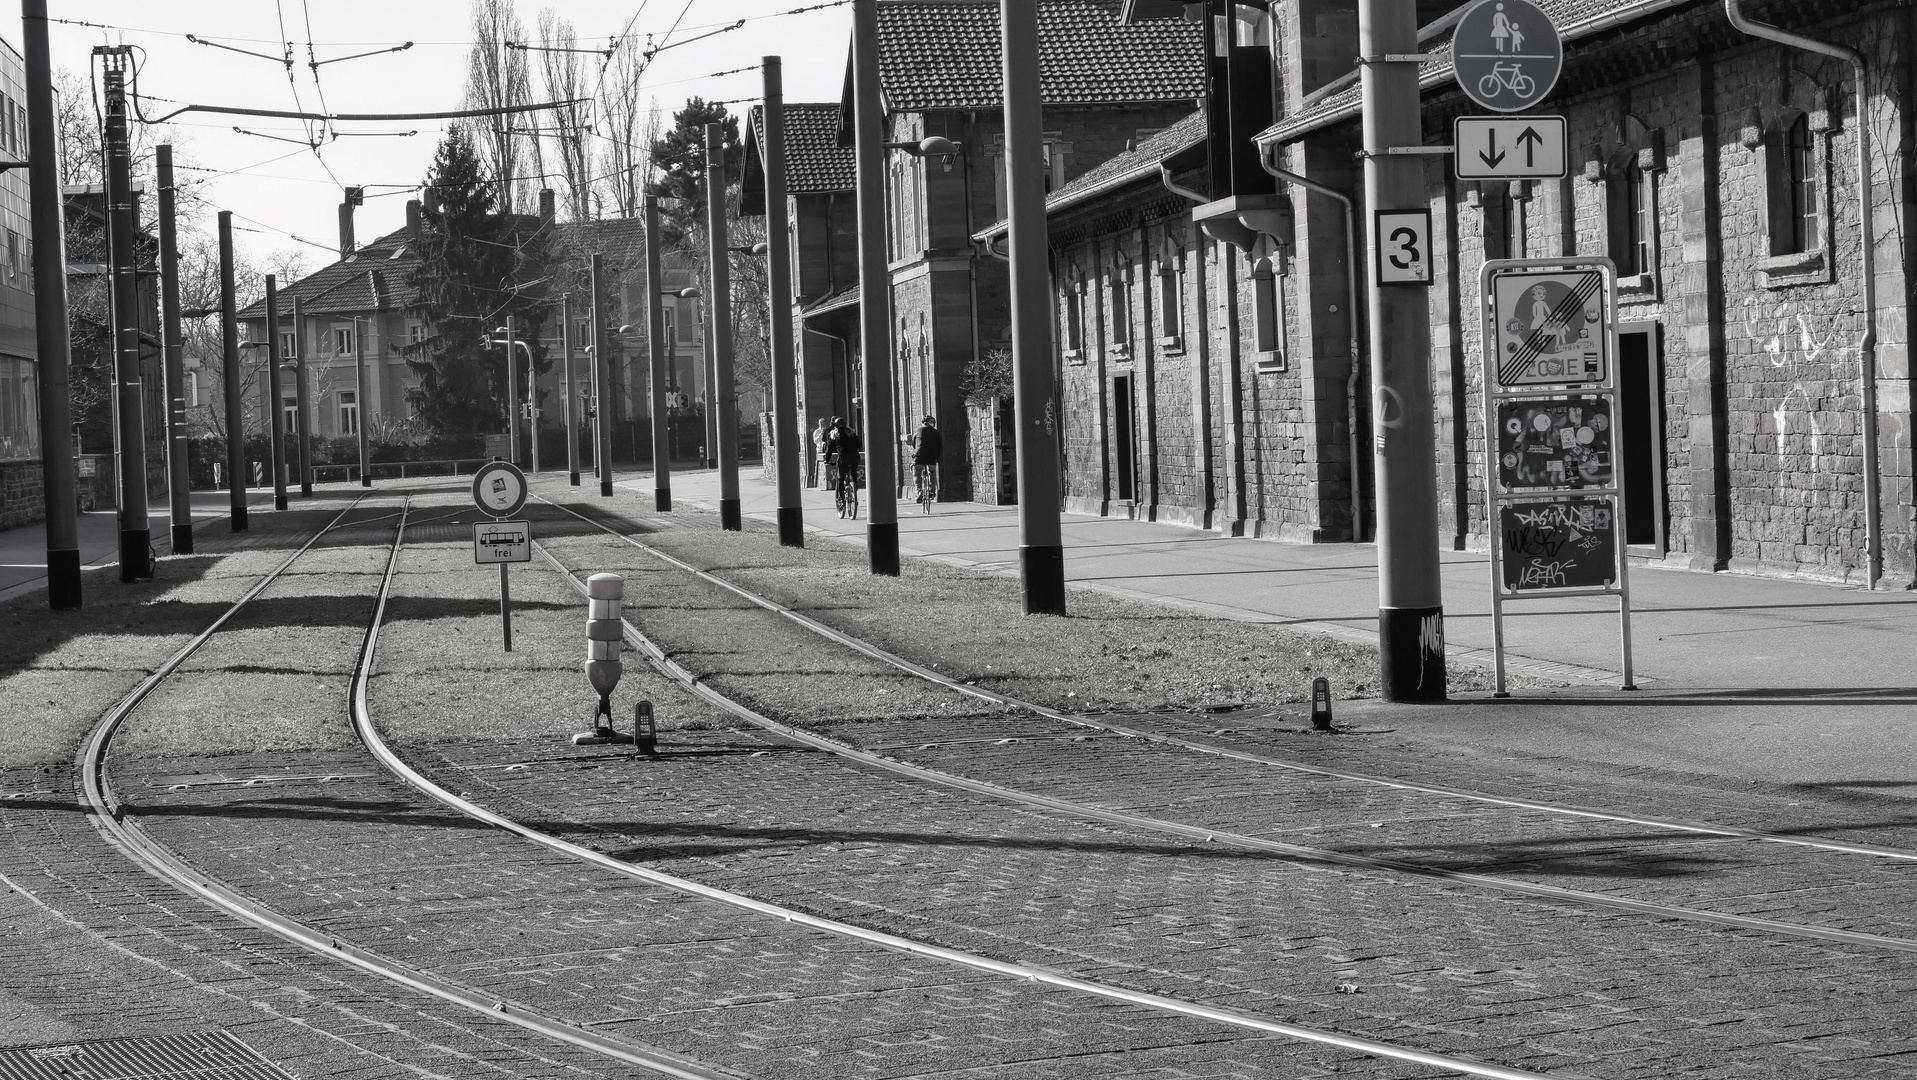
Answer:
[537,8,593,222]
[466,0,536,214]
[597,36,650,218]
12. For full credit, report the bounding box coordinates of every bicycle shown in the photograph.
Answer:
[1476,62,1535,101]
[914,463,938,515]
[836,456,861,520]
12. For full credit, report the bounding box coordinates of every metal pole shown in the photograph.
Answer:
[292,296,311,496]
[851,0,900,574]
[1001,0,1064,611]
[763,56,804,547]
[265,277,287,511]
[217,212,246,529]
[702,328,718,468]
[563,293,579,485]
[25,0,80,606]
[1360,0,1445,700]
[504,314,520,466]
[641,208,671,509]
[592,254,616,498]
[706,122,742,530]
[355,314,370,486]
[156,145,192,553]
[500,561,512,651]
[526,338,540,474]
[102,51,151,580]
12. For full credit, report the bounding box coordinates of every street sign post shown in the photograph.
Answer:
[1479,256,1635,695]
[1454,115,1566,180]
[471,460,530,651]
[1453,0,1562,114]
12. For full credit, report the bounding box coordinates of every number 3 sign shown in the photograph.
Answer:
[1374,209,1434,287]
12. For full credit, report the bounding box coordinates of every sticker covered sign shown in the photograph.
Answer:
[1490,269,1607,388]
[1496,395,1612,489]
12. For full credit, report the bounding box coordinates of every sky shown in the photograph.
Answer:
[41,0,856,269]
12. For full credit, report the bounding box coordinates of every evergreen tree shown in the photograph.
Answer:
[645,97,741,244]
[404,125,554,437]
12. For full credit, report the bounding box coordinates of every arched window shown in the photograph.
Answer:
[1785,113,1818,253]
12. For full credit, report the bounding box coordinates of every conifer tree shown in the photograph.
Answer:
[645,98,741,244]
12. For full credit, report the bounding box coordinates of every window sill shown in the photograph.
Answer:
[1064,348,1086,366]
[1255,351,1286,373]
[1759,247,1832,289]
[1616,272,1658,304]
[1158,335,1185,356]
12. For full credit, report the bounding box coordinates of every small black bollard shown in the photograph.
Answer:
[634,700,657,757]
[1310,677,1334,731]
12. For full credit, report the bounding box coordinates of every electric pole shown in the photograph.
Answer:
[26,0,80,606]
[292,296,312,496]
[157,145,192,552]
[217,211,247,529]
[1361,0,1446,700]
[101,48,152,580]
[706,122,741,531]
[592,253,616,498]
[762,56,804,547]
[640,206,670,509]
[851,0,900,574]
[563,293,579,486]
[265,276,288,511]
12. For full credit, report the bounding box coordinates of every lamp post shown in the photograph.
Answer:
[563,294,578,486]
[486,325,537,470]
[851,0,901,575]
[352,315,371,487]
[704,120,743,530]
[215,211,247,531]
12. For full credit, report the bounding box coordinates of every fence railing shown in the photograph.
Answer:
[310,459,493,483]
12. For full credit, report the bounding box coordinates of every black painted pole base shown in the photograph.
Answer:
[47,549,81,610]
[1019,545,1067,615]
[360,476,372,488]
[869,521,900,576]
[274,494,288,511]
[300,483,312,498]
[655,487,671,512]
[569,472,580,487]
[777,506,804,548]
[172,523,193,555]
[719,499,741,531]
[120,529,151,582]
[1378,605,1448,703]
[231,504,248,532]
[601,478,614,497]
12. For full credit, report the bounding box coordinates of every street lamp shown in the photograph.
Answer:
[483,325,536,470]
[581,322,636,489]
[885,135,963,172]
[238,338,289,502]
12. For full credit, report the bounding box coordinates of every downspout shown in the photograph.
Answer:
[1158,163,1208,204]
[1726,1,1880,588]
[1259,147,1365,544]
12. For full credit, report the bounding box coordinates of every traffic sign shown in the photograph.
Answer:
[472,519,531,564]
[1487,268,1609,388]
[471,459,528,518]
[1374,209,1433,286]
[1453,0,1561,113]
[1454,115,1566,179]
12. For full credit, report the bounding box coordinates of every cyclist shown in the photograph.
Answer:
[823,415,845,492]
[832,420,865,518]
[912,415,942,510]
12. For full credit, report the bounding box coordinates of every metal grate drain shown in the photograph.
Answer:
[0,1031,293,1080]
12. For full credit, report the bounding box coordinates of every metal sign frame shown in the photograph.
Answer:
[1479,256,1635,695]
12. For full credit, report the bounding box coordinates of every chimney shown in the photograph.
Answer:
[405,198,421,238]
[538,187,556,225]
[338,201,356,259]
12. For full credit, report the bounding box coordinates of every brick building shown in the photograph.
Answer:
[994,0,1915,587]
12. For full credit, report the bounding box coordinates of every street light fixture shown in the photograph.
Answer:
[884,135,962,172]
[484,327,538,471]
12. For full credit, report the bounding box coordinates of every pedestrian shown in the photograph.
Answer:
[810,416,830,488]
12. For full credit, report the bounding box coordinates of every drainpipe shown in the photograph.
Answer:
[1158,163,1208,204]
[1726,1,1880,588]
[1259,148,1365,544]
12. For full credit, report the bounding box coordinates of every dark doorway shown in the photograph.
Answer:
[1617,323,1666,556]
[1113,374,1136,503]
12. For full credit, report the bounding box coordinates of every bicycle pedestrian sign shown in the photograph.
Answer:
[1453,0,1561,113]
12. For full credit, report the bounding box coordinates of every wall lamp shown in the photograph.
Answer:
[884,135,962,171]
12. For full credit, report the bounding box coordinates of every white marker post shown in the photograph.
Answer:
[471,460,531,651]
[576,573,634,745]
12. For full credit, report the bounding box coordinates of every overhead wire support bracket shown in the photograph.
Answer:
[642,20,746,61]
[185,34,293,69]
[233,126,323,148]
[1354,53,1431,63]
[505,40,615,59]
[310,42,413,69]
[139,98,589,125]
[1354,145,1455,159]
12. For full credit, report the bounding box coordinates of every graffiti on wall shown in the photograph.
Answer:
[1743,297,1841,471]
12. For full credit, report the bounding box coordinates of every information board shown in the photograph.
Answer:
[1496,395,1612,490]
[1499,498,1620,593]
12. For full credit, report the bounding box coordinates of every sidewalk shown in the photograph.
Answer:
[614,467,1917,794]
[0,490,271,603]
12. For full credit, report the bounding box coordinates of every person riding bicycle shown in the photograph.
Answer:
[823,416,846,490]
[831,420,864,491]
[912,416,941,503]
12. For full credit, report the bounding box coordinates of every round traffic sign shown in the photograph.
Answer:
[1453,0,1561,114]
[472,460,528,518]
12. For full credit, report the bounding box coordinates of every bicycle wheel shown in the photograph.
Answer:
[848,479,859,520]
[1510,74,1535,98]
[1477,73,1503,99]
[835,478,848,517]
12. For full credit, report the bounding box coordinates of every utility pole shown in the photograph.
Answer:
[1361,0,1446,700]
[26,0,80,606]
[641,205,670,509]
[592,254,616,498]
[217,211,246,529]
[762,56,804,547]
[354,311,369,487]
[1001,0,1066,613]
[265,276,288,511]
[527,341,540,474]
[292,297,312,496]
[706,122,742,531]
[851,0,900,574]
[101,48,152,580]
[504,314,520,465]
[563,293,579,486]
[156,145,192,553]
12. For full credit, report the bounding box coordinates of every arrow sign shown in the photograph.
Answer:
[1454,115,1566,180]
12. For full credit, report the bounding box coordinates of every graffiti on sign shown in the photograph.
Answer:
[1497,396,1612,489]
[1499,497,1618,592]
[1491,270,1607,388]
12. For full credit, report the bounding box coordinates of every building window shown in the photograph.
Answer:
[338,390,359,434]
[5,230,15,279]
[184,371,199,408]
[1784,114,1818,254]
[1109,269,1131,349]
[282,396,298,436]
[1158,254,1183,348]
[662,308,676,351]
[334,327,356,356]
[279,331,296,358]
[408,322,426,345]
[1064,287,1084,353]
